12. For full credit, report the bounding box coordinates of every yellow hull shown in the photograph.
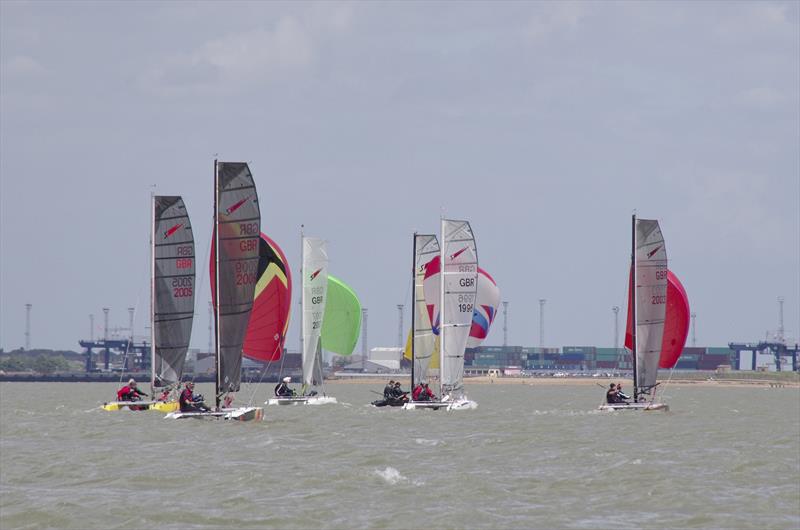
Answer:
[150,401,179,413]
[102,401,178,412]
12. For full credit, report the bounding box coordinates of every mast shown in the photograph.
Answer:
[439,217,445,398]
[149,192,156,397]
[631,213,638,402]
[410,232,417,392]
[214,160,221,409]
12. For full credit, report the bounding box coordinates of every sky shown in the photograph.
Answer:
[1,1,798,353]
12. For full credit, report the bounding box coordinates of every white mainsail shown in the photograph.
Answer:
[302,237,328,387]
[413,234,439,386]
[439,219,478,398]
[634,217,667,393]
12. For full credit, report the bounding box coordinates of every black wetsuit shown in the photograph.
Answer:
[275,382,294,397]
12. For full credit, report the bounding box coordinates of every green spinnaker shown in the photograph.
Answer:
[321,275,361,356]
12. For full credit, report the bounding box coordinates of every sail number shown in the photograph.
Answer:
[239,222,259,235]
[235,261,257,285]
[459,278,475,287]
[172,276,193,297]
[176,258,193,269]
[655,269,668,280]
[458,304,474,313]
[651,295,666,305]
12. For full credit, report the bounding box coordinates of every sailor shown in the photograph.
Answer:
[274,376,295,397]
[606,383,618,404]
[616,383,631,403]
[416,383,435,402]
[383,380,395,400]
[412,383,423,401]
[391,381,408,403]
[179,381,210,412]
[117,379,147,402]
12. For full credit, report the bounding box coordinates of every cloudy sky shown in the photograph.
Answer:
[1,1,798,353]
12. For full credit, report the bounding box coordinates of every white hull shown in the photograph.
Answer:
[266,396,337,406]
[598,402,669,412]
[164,406,264,421]
[403,398,478,411]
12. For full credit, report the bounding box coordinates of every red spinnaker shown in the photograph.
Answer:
[623,267,690,368]
[659,270,689,369]
[211,232,292,362]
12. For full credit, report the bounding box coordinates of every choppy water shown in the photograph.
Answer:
[1,381,798,529]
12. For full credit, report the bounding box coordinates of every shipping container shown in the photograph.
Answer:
[596,360,617,368]
[563,346,597,354]
[561,352,586,361]
[682,347,706,355]
[707,347,732,355]
[698,360,725,370]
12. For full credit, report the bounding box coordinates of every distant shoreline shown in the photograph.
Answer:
[3,371,795,388]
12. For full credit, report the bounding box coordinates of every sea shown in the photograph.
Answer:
[1,381,798,529]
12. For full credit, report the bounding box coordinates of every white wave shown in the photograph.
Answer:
[374,467,406,485]
[414,438,444,447]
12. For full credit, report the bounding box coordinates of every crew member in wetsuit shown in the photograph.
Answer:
[616,383,630,403]
[274,377,295,397]
[391,381,408,404]
[117,379,147,401]
[606,383,619,404]
[179,381,210,412]
[383,380,395,400]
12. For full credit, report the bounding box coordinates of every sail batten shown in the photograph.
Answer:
[152,196,195,388]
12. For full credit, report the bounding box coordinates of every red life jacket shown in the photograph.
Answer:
[117,385,132,401]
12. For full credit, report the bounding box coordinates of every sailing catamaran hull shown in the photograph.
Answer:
[164,406,264,421]
[598,403,669,412]
[266,396,337,406]
[102,401,154,411]
[150,401,179,413]
[402,399,478,411]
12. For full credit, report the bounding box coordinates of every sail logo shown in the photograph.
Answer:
[647,245,662,259]
[449,247,468,260]
[310,268,323,282]
[164,223,184,239]
[225,196,251,215]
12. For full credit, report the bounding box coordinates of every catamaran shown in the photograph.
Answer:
[405,219,479,411]
[267,234,339,405]
[103,195,195,412]
[166,161,263,421]
[599,214,690,412]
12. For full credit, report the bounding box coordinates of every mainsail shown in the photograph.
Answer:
[242,233,292,362]
[321,275,361,356]
[211,162,261,395]
[624,217,667,394]
[439,219,478,397]
[152,196,195,388]
[410,234,440,386]
[302,237,328,387]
